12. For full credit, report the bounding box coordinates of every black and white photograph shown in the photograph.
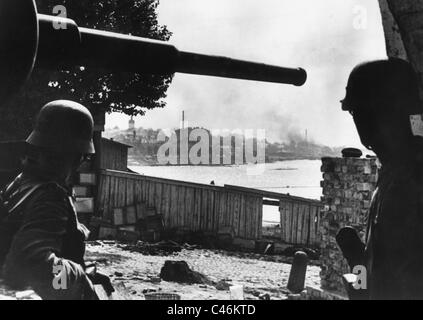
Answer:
[0,0,421,305]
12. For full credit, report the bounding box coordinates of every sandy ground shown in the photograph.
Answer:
[85,241,321,300]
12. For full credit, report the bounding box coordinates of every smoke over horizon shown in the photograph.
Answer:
[107,0,387,148]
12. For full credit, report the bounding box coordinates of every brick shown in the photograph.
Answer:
[73,186,90,197]
[357,183,371,191]
[79,173,96,185]
[364,164,372,174]
[344,190,353,198]
[74,197,94,213]
[362,201,371,209]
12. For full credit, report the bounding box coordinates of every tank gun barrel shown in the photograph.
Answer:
[0,0,307,103]
[38,16,307,86]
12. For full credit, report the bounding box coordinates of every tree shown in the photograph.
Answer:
[0,0,172,141]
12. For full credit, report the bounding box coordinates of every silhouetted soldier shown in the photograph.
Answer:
[341,58,423,299]
[0,100,111,299]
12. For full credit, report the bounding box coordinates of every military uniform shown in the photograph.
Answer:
[0,170,97,300]
[365,159,423,299]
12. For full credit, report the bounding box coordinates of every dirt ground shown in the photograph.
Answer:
[85,241,321,300]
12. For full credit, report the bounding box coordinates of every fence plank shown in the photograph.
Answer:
[286,201,292,243]
[281,201,286,242]
[148,181,155,208]
[233,194,240,237]
[119,177,126,207]
[297,203,304,245]
[295,204,302,244]
[186,188,194,230]
[170,185,179,228]
[201,189,207,231]
[154,182,162,215]
[213,192,219,232]
[239,195,247,239]
[228,193,235,229]
[248,198,254,239]
[305,205,310,245]
[280,201,286,242]
[303,204,309,245]
[208,190,215,232]
[291,202,296,243]
[257,198,263,239]
[113,176,119,209]
[126,178,133,207]
[163,183,171,228]
[298,204,304,245]
[194,188,202,231]
[222,192,228,228]
[250,198,256,240]
[246,197,252,239]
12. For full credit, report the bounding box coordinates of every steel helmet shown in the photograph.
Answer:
[341,58,422,115]
[26,100,95,154]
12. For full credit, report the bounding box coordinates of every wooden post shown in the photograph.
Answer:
[287,251,309,294]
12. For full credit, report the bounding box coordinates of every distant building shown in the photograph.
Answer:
[128,116,135,130]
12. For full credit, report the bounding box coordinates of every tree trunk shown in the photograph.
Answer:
[383,0,423,97]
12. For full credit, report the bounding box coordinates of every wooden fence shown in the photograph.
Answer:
[97,170,263,240]
[223,185,322,247]
[96,169,322,245]
[279,199,321,247]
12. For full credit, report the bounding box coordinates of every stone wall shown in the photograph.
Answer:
[319,157,378,293]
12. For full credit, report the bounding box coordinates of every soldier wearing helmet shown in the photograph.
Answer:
[342,58,423,299]
[0,100,110,300]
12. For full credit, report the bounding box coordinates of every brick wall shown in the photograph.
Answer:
[319,157,378,293]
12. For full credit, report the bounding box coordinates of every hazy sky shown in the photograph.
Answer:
[106,0,387,147]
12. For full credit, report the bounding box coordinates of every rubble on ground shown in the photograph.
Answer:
[0,240,322,300]
[160,260,211,285]
[85,241,321,300]
[120,241,200,256]
[0,280,41,300]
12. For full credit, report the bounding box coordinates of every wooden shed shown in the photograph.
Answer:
[99,138,132,171]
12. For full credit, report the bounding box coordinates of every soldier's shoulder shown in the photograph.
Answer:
[381,168,421,210]
[31,182,69,201]
[6,177,69,205]
[2,176,70,217]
